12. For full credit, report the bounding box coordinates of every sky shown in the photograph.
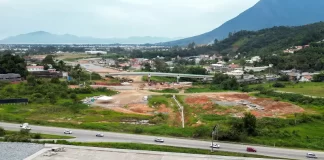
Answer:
[0,0,259,39]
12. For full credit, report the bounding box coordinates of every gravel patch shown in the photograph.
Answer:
[0,142,44,160]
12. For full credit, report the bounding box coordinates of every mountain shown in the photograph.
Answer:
[213,22,324,55]
[0,31,180,44]
[164,0,324,46]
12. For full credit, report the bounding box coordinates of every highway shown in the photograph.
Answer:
[1,122,323,160]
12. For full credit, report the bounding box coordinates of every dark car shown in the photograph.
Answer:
[246,147,257,152]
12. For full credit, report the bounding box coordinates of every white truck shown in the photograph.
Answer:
[20,123,31,130]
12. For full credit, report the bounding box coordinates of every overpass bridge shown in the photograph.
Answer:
[106,72,214,82]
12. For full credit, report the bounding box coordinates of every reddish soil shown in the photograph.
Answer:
[128,104,154,114]
[157,104,172,113]
[185,93,304,118]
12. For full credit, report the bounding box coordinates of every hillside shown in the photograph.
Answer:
[165,0,324,46]
[213,22,324,54]
[0,31,179,44]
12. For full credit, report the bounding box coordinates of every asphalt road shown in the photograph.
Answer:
[1,122,323,160]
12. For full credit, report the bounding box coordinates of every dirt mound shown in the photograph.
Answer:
[128,104,154,113]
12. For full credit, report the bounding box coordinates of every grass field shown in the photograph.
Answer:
[250,82,324,97]
[149,89,179,93]
[56,53,96,61]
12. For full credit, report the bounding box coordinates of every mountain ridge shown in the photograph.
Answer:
[0,31,181,44]
[164,0,324,46]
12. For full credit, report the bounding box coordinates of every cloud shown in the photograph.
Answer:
[0,0,259,39]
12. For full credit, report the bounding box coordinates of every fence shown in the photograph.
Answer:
[0,98,28,105]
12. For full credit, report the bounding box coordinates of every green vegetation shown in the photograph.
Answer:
[0,53,27,77]
[2,129,73,142]
[150,89,179,93]
[4,130,74,139]
[251,82,324,97]
[41,140,277,159]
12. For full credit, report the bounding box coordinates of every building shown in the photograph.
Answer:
[210,63,229,72]
[27,66,44,72]
[246,56,261,64]
[29,71,62,78]
[225,70,244,78]
[0,73,21,82]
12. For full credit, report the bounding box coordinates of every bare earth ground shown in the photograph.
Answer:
[185,93,304,118]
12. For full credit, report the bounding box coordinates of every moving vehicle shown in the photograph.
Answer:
[306,153,317,159]
[96,133,104,137]
[64,130,73,134]
[210,143,220,148]
[154,138,164,143]
[246,147,257,152]
[20,123,31,130]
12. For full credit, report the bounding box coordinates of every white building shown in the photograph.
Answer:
[27,66,44,72]
[225,70,244,77]
[246,56,261,64]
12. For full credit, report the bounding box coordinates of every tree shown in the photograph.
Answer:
[243,112,257,135]
[187,67,207,75]
[142,62,152,72]
[278,74,290,81]
[222,56,230,63]
[312,73,324,82]
[188,42,196,50]
[42,55,55,65]
[27,75,36,86]
[0,53,27,78]
[153,59,169,72]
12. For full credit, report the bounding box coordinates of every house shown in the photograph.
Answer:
[0,73,21,82]
[246,56,261,64]
[211,63,229,72]
[225,70,244,78]
[27,65,44,72]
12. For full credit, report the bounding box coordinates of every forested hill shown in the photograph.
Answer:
[164,0,324,46]
[213,22,324,55]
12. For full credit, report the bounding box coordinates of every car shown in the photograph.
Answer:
[210,143,220,148]
[20,123,31,130]
[64,130,73,134]
[246,147,257,152]
[154,138,164,143]
[96,133,104,137]
[306,153,317,159]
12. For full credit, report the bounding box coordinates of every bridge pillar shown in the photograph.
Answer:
[203,77,207,82]
[148,74,151,83]
[177,75,180,83]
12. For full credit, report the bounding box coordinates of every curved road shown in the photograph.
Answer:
[1,122,323,160]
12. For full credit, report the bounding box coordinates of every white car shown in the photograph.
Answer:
[210,143,220,148]
[306,153,317,159]
[154,138,164,143]
[96,133,104,137]
[64,130,73,134]
[20,123,31,130]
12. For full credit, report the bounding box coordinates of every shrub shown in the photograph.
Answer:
[32,133,42,139]
[134,127,143,134]
[272,82,285,88]
[0,127,5,136]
